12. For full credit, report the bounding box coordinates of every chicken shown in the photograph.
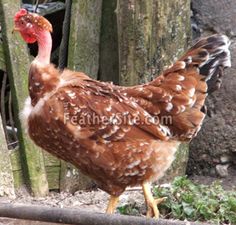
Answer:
[13,9,231,218]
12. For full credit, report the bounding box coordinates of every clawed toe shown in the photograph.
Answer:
[142,182,167,218]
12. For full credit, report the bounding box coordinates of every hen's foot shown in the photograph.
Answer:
[142,182,166,218]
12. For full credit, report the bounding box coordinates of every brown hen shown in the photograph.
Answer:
[13,9,231,218]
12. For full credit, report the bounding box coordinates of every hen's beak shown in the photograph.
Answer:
[12,26,20,34]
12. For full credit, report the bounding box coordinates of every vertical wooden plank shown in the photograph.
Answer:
[68,0,103,79]
[10,149,24,189]
[99,0,119,84]
[0,42,6,71]
[0,0,49,196]
[62,0,103,192]
[116,0,191,179]
[151,0,191,75]
[117,0,191,86]
[117,0,153,85]
[0,116,15,197]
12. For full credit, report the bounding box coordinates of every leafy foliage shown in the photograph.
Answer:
[118,177,236,224]
[117,203,140,216]
[154,176,236,224]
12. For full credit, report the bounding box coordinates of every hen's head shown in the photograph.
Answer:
[13,8,52,43]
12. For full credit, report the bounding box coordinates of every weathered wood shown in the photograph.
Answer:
[99,0,119,84]
[45,166,60,190]
[63,0,103,192]
[0,0,49,196]
[0,203,210,225]
[68,0,103,78]
[117,0,153,85]
[150,1,191,76]
[44,152,60,189]
[58,0,72,69]
[10,149,60,190]
[9,149,24,188]
[3,0,191,192]
[117,0,191,86]
[117,0,191,179]
[43,152,60,167]
[0,42,6,71]
[10,149,21,172]
[0,116,15,197]
[12,170,24,189]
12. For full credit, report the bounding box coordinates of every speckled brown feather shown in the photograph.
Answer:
[15,9,53,32]
[25,34,230,196]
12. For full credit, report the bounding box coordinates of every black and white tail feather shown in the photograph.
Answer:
[182,34,231,93]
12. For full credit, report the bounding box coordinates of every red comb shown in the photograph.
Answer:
[14,8,28,21]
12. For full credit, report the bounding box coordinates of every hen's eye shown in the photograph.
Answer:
[20,20,24,25]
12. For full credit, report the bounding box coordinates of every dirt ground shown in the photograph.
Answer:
[190,166,236,191]
[0,187,144,214]
[0,171,235,225]
[4,171,229,225]
[0,166,235,219]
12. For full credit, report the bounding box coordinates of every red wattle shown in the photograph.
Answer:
[20,32,37,44]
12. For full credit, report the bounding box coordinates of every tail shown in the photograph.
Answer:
[181,34,231,93]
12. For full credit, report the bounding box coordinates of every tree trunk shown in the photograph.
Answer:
[0,0,49,196]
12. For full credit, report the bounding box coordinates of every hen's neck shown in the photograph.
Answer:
[34,30,52,65]
[29,30,59,106]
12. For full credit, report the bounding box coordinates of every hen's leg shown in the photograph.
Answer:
[106,195,119,214]
[142,182,166,218]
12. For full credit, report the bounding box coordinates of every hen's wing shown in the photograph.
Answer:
[122,34,231,141]
[45,73,169,143]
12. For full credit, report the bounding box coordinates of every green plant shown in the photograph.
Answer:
[155,176,236,224]
[118,176,236,224]
[117,203,140,216]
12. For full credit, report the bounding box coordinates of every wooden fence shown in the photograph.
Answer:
[0,0,191,197]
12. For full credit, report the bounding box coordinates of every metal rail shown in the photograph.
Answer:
[0,203,210,225]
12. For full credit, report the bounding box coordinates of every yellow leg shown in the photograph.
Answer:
[106,195,119,214]
[142,182,166,218]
